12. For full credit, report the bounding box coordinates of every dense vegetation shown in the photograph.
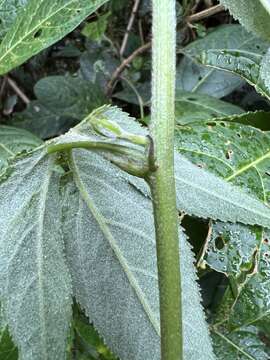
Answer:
[0,0,270,359]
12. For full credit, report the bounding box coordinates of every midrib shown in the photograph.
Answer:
[36,157,53,359]
[70,154,160,337]
[226,151,270,181]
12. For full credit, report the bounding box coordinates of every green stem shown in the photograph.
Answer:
[148,1,182,359]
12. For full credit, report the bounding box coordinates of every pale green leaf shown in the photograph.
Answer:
[0,125,42,171]
[0,149,72,359]
[0,0,109,75]
[63,149,215,360]
[174,152,270,227]
[219,0,270,41]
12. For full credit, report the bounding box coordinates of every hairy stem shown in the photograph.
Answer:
[148,1,182,359]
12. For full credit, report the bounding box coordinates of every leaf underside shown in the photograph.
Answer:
[0,150,72,359]
[63,148,215,360]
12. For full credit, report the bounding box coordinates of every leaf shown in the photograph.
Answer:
[175,120,270,202]
[73,309,116,360]
[175,91,244,125]
[219,0,270,41]
[80,43,120,90]
[174,119,270,357]
[81,12,110,42]
[195,43,270,101]
[212,324,270,360]
[207,111,270,131]
[34,75,107,119]
[177,25,247,98]
[0,327,18,360]
[0,0,109,75]
[49,105,270,227]
[211,236,270,359]
[12,75,107,139]
[202,222,262,278]
[0,0,28,40]
[174,152,270,227]
[0,125,42,171]
[0,149,72,359]
[63,149,215,360]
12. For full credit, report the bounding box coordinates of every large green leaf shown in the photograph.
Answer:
[219,0,270,41]
[0,0,109,75]
[0,125,42,171]
[0,0,28,40]
[177,25,251,98]
[63,149,215,360]
[195,43,270,101]
[0,149,72,359]
[175,119,270,358]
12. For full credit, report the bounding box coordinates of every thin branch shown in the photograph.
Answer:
[187,4,225,23]
[6,76,30,105]
[106,42,151,96]
[120,0,141,57]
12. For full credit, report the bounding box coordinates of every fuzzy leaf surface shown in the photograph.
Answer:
[0,0,109,75]
[219,0,270,41]
[174,152,270,226]
[0,125,42,171]
[0,149,72,359]
[63,149,215,360]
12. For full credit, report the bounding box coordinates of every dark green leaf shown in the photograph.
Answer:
[0,327,18,360]
[81,12,110,42]
[175,91,243,125]
[0,0,109,75]
[12,76,107,139]
[177,25,250,98]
